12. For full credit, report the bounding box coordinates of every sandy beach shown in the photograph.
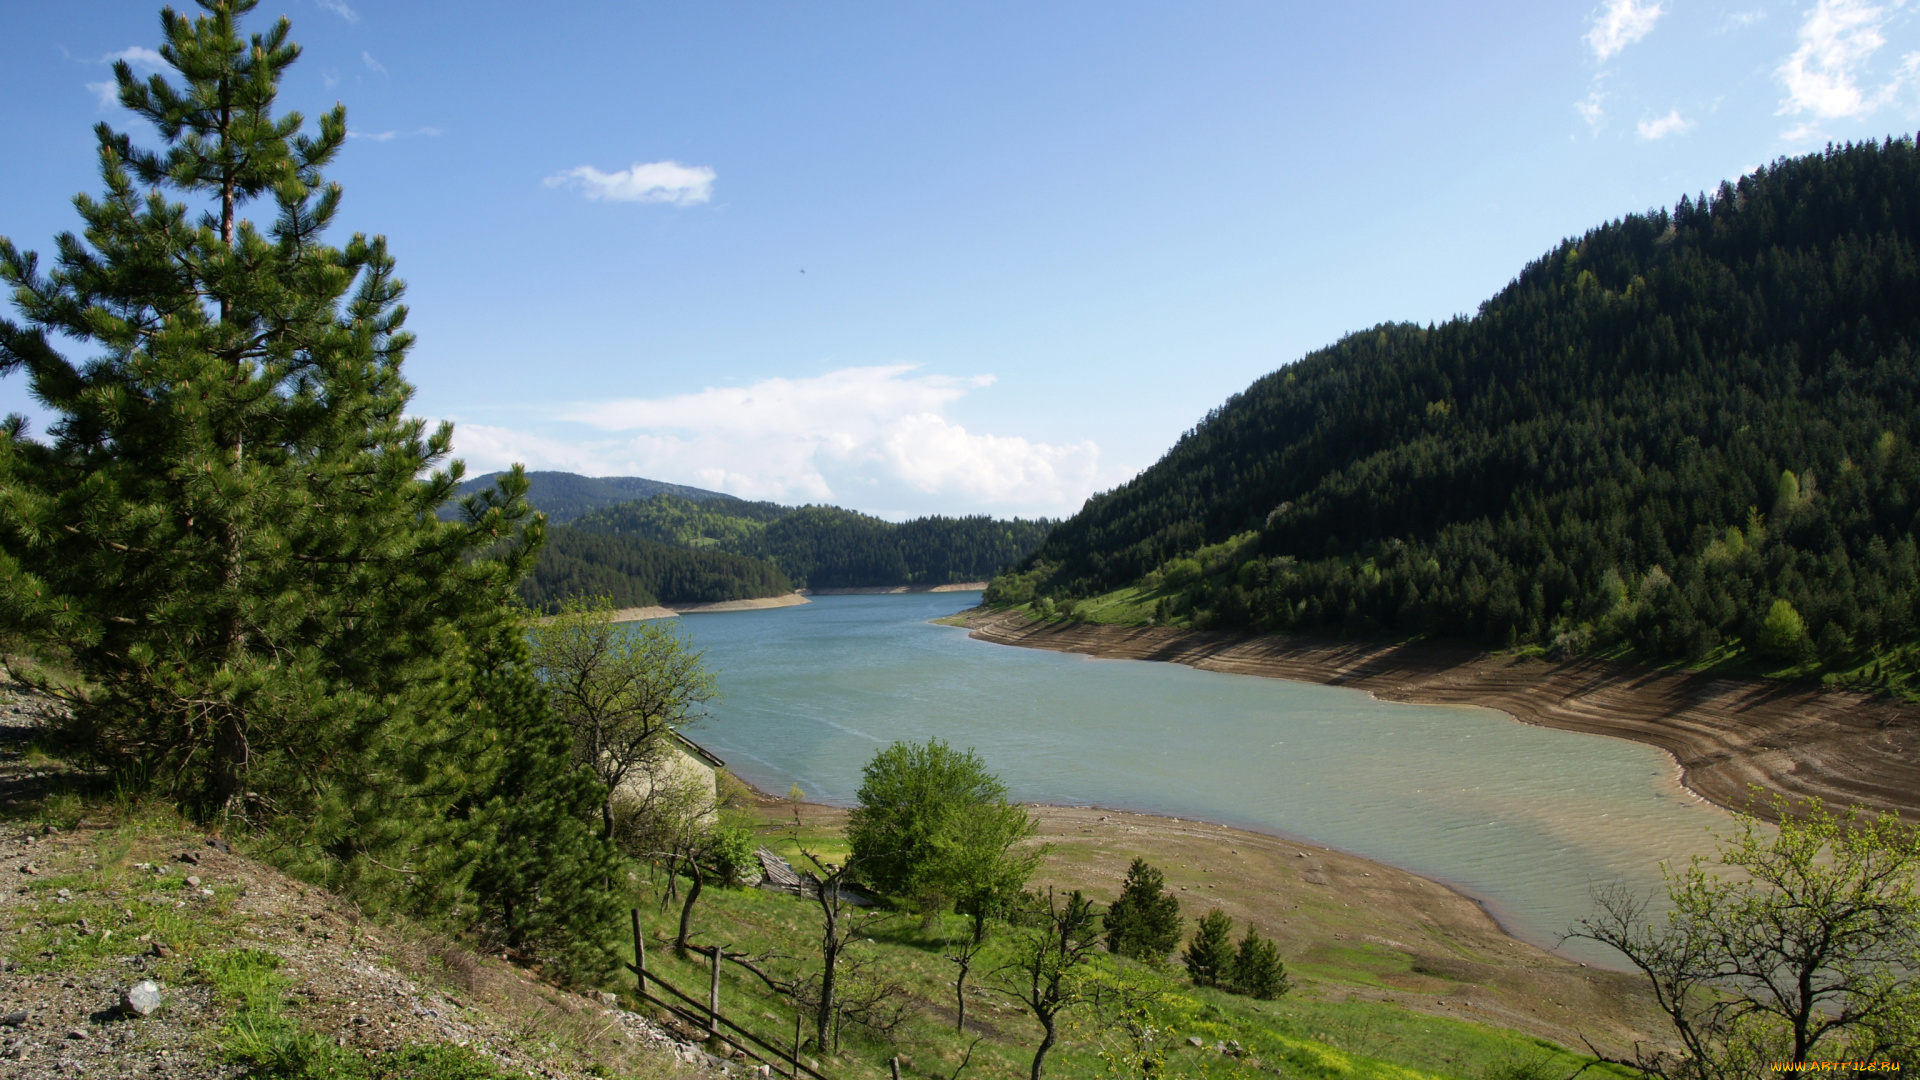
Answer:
[803,582,989,595]
[957,607,1920,822]
[608,593,812,622]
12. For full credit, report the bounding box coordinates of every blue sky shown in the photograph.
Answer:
[4,1,1919,519]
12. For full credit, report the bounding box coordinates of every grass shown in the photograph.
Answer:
[2,743,1633,1080]
[0,798,542,1080]
[612,824,1633,1080]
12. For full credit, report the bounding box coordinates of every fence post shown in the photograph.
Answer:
[890,1056,901,1080]
[630,908,647,997]
[708,945,722,1040]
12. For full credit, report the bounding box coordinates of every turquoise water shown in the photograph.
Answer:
[675,592,1726,963]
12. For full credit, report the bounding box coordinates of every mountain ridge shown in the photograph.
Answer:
[997,136,1920,694]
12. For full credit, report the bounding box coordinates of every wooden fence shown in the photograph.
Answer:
[625,908,833,1080]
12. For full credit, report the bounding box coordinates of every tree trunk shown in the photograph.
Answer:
[816,906,840,1049]
[954,959,969,1032]
[1029,1012,1057,1080]
[676,857,704,956]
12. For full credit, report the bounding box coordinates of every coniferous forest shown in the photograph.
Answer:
[1000,138,1920,688]
[516,488,1054,608]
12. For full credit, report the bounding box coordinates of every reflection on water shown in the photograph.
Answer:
[675,592,1730,964]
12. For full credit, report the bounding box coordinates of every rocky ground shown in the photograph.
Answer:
[0,685,746,1080]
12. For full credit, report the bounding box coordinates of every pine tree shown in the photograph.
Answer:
[1182,909,1235,987]
[0,0,618,975]
[1104,857,1182,961]
[1229,928,1289,1000]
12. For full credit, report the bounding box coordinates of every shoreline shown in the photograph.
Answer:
[608,592,811,622]
[956,607,1920,822]
[801,582,987,596]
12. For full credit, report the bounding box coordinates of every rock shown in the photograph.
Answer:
[122,981,162,1017]
[2,1011,26,1027]
[597,992,618,1008]
[1187,1036,1203,1049]
[175,852,198,865]
[184,875,201,888]
[65,1028,86,1040]
[149,941,173,959]
[15,863,32,874]
[54,888,70,900]
[205,837,231,853]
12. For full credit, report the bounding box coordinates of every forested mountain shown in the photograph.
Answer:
[518,529,793,611]
[1001,138,1920,687]
[446,470,732,524]
[570,495,1054,590]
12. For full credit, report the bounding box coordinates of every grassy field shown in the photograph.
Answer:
[624,801,1635,1080]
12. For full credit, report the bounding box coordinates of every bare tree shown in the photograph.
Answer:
[1569,798,1920,1077]
[793,819,884,1051]
[528,596,717,837]
[995,887,1104,1080]
[944,932,987,1032]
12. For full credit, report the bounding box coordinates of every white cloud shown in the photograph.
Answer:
[317,0,359,23]
[1776,0,1912,138]
[1575,91,1606,129]
[1587,0,1664,61]
[362,50,386,74]
[544,160,717,205]
[103,46,166,71]
[88,46,167,109]
[448,365,1103,516]
[1637,109,1692,138]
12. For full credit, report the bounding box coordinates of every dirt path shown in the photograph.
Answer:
[959,608,1920,823]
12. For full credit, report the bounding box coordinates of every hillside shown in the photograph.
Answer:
[569,495,1054,591]
[443,473,1052,605]
[0,685,1656,1080]
[518,528,797,612]
[447,471,735,524]
[1003,137,1920,690]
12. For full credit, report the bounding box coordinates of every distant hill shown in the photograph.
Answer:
[517,530,794,611]
[446,470,734,524]
[569,495,1054,591]
[1001,138,1920,692]
[458,472,1055,605]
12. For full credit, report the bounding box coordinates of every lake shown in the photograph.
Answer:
[674,591,1728,964]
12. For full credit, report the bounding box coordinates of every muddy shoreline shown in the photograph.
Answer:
[957,608,1920,822]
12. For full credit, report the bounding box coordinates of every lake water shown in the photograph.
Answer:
[675,592,1728,964]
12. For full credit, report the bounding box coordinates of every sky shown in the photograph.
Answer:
[3,1,1919,520]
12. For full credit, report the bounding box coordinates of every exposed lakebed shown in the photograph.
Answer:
[677,592,1727,963]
